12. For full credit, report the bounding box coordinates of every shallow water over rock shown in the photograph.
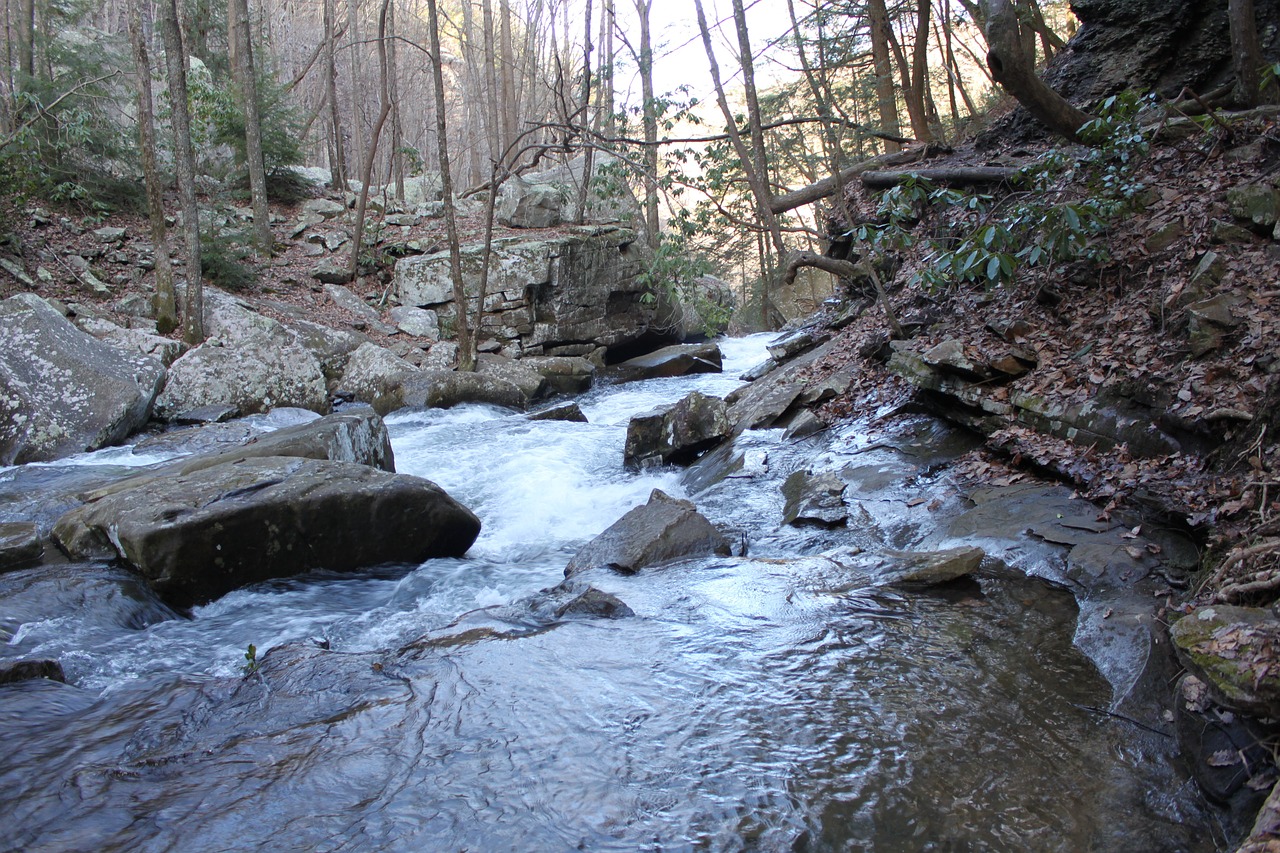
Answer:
[0,335,1222,851]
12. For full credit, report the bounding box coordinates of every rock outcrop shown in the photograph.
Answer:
[52,456,481,608]
[394,227,677,359]
[564,489,731,576]
[612,342,723,382]
[0,294,165,464]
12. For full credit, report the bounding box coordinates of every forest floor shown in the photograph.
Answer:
[794,109,1280,611]
[1,110,1279,610]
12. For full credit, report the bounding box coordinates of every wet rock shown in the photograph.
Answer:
[528,402,587,422]
[624,391,729,468]
[388,305,440,339]
[612,342,723,382]
[0,564,179,644]
[1171,605,1280,718]
[0,522,42,571]
[727,377,805,433]
[403,370,530,411]
[767,328,831,362]
[52,456,481,608]
[782,409,825,440]
[0,293,165,465]
[1235,773,1280,851]
[876,546,984,588]
[781,470,848,527]
[520,355,596,395]
[0,658,65,684]
[1173,674,1272,820]
[477,353,549,401]
[175,408,395,474]
[564,489,730,576]
[171,404,240,425]
[553,587,634,619]
[498,174,565,228]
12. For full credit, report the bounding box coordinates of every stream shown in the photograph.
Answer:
[0,334,1221,851]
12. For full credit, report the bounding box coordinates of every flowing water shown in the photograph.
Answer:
[0,335,1220,851]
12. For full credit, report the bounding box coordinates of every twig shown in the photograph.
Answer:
[1069,703,1172,738]
[0,72,120,152]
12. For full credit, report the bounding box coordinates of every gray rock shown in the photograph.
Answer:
[781,470,848,527]
[402,370,530,410]
[875,546,984,588]
[337,342,422,415]
[155,335,329,420]
[1227,183,1280,232]
[767,328,831,362]
[0,294,165,464]
[528,402,587,422]
[77,316,186,366]
[325,283,394,334]
[302,197,347,220]
[0,563,179,642]
[498,175,565,228]
[93,226,126,243]
[276,314,368,383]
[1171,605,1280,718]
[174,407,395,474]
[394,228,674,358]
[52,456,481,608]
[0,522,42,571]
[554,587,634,619]
[388,305,440,339]
[312,259,354,286]
[421,341,458,371]
[564,489,730,576]
[624,391,729,468]
[613,342,723,382]
[520,355,596,395]
[477,354,549,401]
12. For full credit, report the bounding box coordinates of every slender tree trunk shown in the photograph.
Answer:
[127,1,178,335]
[574,0,595,226]
[426,0,473,371]
[481,0,502,165]
[160,0,204,345]
[324,0,346,190]
[901,0,934,142]
[867,0,902,152]
[17,0,33,80]
[635,0,659,249]
[228,0,272,251]
[348,0,392,284]
[387,0,404,198]
[499,0,516,154]
[1229,0,1279,106]
[598,0,615,138]
[694,0,785,329]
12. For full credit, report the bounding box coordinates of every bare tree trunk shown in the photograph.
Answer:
[17,0,33,80]
[387,0,404,198]
[426,0,473,371]
[982,0,1091,141]
[635,0,659,249]
[694,0,786,329]
[904,0,935,142]
[348,0,392,284]
[1229,0,1279,106]
[499,0,517,155]
[228,0,272,251]
[867,0,902,152]
[160,0,204,345]
[574,0,594,226]
[598,0,615,138]
[324,0,346,190]
[127,1,178,335]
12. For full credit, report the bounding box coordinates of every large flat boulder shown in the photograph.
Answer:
[564,489,730,577]
[51,456,481,608]
[0,294,165,464]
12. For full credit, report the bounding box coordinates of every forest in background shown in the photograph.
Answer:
[0,0,1083,338]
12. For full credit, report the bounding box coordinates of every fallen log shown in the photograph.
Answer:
[859,165,1022,189]
[769,147,928,215]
